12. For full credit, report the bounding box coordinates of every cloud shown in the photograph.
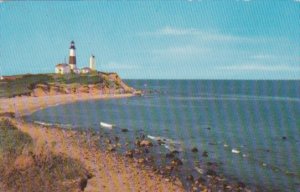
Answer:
[153,46,210,56]
[102,62,139,70]
[141,26,250,42]
[251,54,276,60]
[220,64,300,71]
[156,26,198,36]
[294,0,300,2]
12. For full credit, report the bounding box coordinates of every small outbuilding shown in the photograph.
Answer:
[81,67,92,74]
[73,67,81,74]
[55,63,71,74]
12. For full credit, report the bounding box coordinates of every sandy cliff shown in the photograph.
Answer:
[30,73,135,97]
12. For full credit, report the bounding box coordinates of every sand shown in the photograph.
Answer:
[0,94,184,192]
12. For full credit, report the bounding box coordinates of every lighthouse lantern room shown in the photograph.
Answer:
[69,41,77,70]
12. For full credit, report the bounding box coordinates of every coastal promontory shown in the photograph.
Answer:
[0,72,136,98]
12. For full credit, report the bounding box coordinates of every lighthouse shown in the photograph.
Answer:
[69,41,76,70]
[89,55,96,70]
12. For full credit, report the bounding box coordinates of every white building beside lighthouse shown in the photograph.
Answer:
[55,63,71,74]
[89,55,96,70]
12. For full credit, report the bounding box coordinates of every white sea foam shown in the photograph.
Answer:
[34,121,72,128]
[34,121,53,126]
[147,135,183,151]
[147,135,181,144]
[231,148,240,154]
[195,166,204,174]
[169,94,300,102]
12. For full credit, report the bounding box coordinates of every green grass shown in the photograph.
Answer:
[0,74,53,97]
[0,119,33,156]
[54,73,103,85]
[4,154,88,192]
[0,119,89,191]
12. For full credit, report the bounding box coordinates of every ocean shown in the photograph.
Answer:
[26,80,300,191]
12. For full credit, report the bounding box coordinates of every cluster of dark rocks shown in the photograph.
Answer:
[99,133,256,192]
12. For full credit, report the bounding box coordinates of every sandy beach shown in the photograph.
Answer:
[0,93,134,116]
[0,94,184,192]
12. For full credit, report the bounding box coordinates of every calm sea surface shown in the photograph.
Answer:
[27,80,300,191]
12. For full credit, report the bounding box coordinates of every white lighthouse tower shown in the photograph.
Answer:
[69,41,76,70]
[89,55,96,70]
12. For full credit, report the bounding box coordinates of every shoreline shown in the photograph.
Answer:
[0,93,134,117]
[0,93,185,191]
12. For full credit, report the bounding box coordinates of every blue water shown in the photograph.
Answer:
[28,80,300,191]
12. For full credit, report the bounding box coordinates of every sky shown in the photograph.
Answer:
[0,0,299,79]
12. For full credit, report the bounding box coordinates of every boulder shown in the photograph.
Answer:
[186,175,194,181]
[125,150,134,158]
[171,150,180,154]
[171,158,183,166]
[78,177,88,191]
[202,151,208,157]
[107,145,116,152]
[165,165,173,171]
[157,140,165,145]
[191,147,198,153]
[121,128,129,132]
[166,152,175,159]
[145,156,154,163]
[206,169,217,176]
[143,148,149,153]
[139,140,153,147]
[135,140,141,146]
[237,181,246,188]
[137,158,145,164]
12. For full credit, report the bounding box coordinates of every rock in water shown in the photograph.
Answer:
[191,147,198,153]
[202,151,208,157]
[135,140,141,146]
[186,175,194,181]
[140,140,153,147]
[166,152,175,159]
[206,169,217,176]
[121,128,129,132]
[171,158,183,166]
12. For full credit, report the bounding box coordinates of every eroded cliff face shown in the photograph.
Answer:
[30,73,135,97]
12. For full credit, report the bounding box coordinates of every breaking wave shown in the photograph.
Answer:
[34,121,73,129]
[147,135,183,151]
[169,94,300,102]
